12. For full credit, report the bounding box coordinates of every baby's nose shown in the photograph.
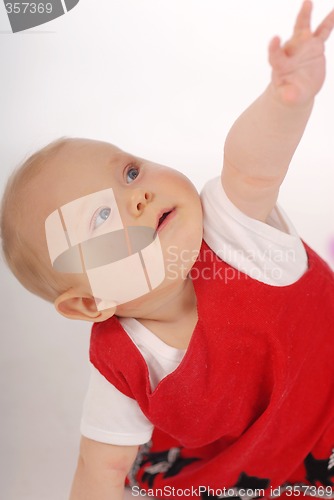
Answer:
[129,189,153,216]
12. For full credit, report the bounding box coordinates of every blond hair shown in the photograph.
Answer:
[0,138,74,303]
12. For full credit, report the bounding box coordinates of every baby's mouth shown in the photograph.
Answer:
[156,209,174,232]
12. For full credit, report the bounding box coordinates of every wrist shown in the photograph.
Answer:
[267,82,314,112]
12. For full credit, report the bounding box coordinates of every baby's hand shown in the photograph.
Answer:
[269,0,334,105]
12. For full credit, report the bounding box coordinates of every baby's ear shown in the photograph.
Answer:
[54,288,116,322]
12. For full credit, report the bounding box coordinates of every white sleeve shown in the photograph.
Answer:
[80,363,153,446]
[201,177,308,286]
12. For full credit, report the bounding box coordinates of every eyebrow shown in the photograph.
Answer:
[105,152,138,171]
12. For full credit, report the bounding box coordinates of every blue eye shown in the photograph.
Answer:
[126,166,139,183]
[93,207,111,229]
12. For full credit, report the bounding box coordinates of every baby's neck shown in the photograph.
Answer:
[136,278,198,349]
[117,277,198,349]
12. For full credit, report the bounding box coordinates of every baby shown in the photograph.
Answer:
[1,2,334,499]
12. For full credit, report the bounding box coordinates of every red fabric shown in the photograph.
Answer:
[90,241,334,498]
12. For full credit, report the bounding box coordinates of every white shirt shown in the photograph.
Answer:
[80,177,308,446]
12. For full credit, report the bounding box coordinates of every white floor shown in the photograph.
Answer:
[124,489,135,499]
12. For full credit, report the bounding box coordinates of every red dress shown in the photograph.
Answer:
[90,241,334,499]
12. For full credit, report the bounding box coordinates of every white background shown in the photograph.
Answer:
[0,1,334,498]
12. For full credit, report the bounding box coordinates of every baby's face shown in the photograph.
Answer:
[40,139,203,313]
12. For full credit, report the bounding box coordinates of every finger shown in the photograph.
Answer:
[268,36,282,66]
[293,0,312,35]
[314,8,334,42]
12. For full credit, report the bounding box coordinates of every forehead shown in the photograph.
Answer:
[38,140,135,212]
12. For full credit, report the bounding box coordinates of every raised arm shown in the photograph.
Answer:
[222,0,334,221]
